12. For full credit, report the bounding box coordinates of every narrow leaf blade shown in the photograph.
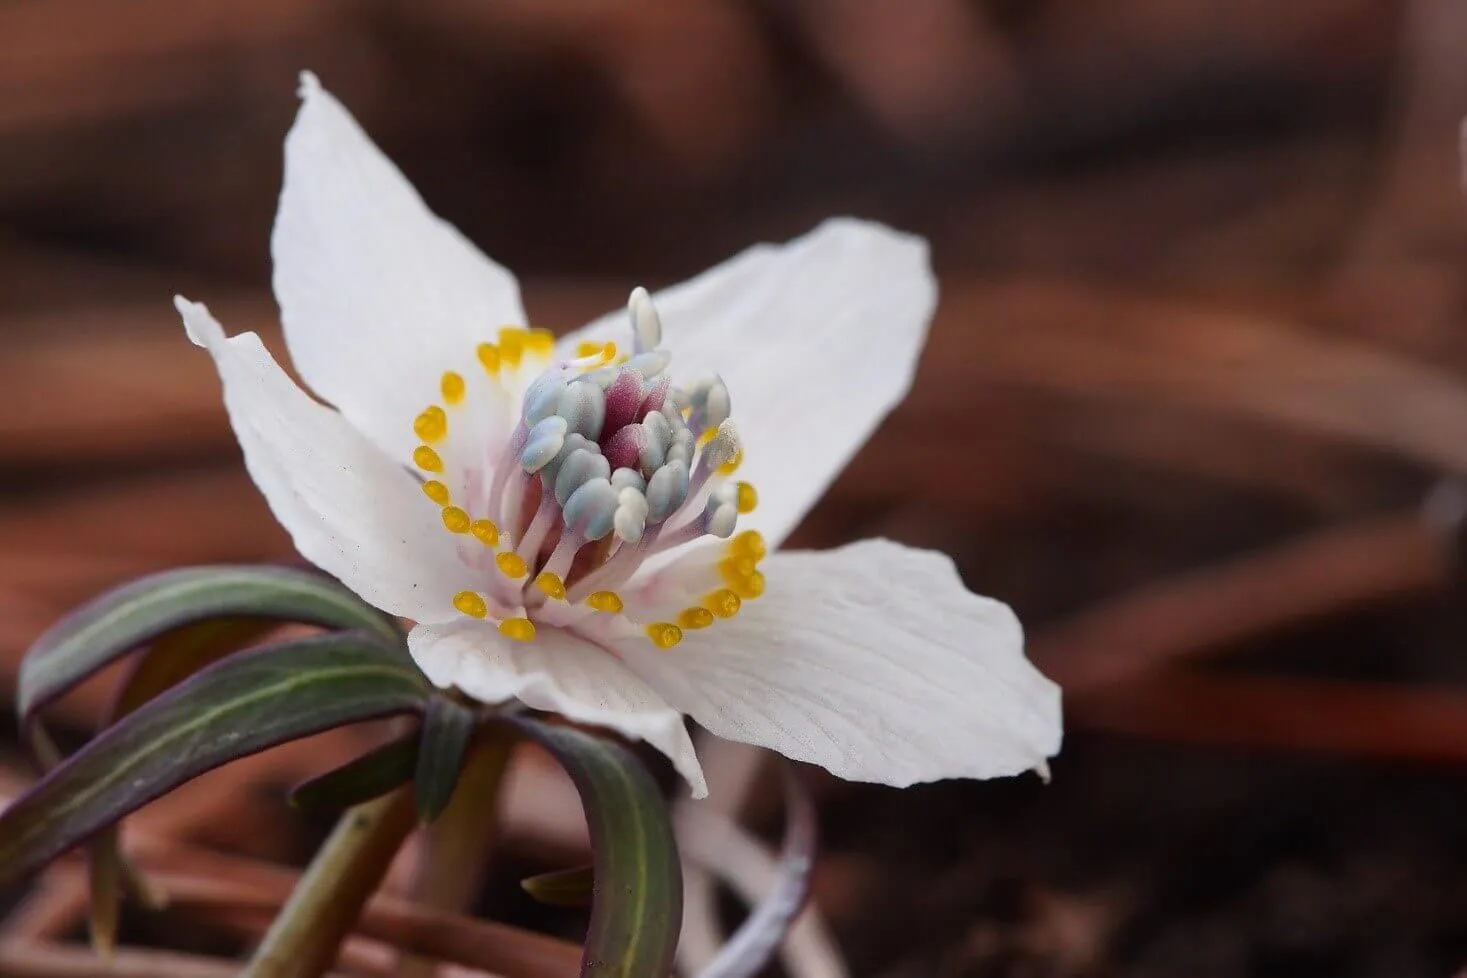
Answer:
[499,717,681,978]
[18,565,401,726]
[290,732,421,811]
[0,631,429,887]
[413,696,479,821]
[521,864,596,908]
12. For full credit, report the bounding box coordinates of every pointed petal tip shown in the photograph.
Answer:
[297,70,322,101]
[174,295,223,349]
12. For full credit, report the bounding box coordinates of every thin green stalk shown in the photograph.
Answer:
[244,785,417,978]
[400,733,513,978]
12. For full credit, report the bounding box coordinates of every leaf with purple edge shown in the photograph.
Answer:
[17,565,401,743]
[414,695,480,822]
[0,630,429,888]
[289,730,421,811]
[495,716,681,978]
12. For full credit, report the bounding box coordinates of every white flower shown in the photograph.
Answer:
[176,72,1061,799]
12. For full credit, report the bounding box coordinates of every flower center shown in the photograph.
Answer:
[408,289,764,648]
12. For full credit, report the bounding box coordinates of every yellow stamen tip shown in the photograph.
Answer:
[495,552,528,579]
[470,519,499,546]
[646,622,683,649]
[498,327,526,367]
[697,428,716,447]
[527,328,556,356]
[534,572,567,600]
[705,588,742,618]
[721,556,757,585]
[732,570,765,600]
[731,530,766,561]
[413,445,444,473]
[453,590,487,619]
[440,371,466,405]
[499,617,536,642]
[734,481,758,514]
[476,342,501,374]
[413,406,447,442]
[717,448,743,475]
[422,480,451,505]
[586,590,624,613]
[442,506,471,533]
[677,607,714,630]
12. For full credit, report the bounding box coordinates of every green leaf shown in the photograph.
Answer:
[498,717,681,978]
[521,864,596,908]
[290,732,420,811]
[414,696,479,822]
[0,631,429,887]
[88,616,279,943]
[17,565,401,732]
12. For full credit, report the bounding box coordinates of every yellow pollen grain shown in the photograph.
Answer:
[526,328,556,356]
[414,406,447,442]
[422,480,451,505]
[499,617,536,642]
[453,590,487,619]
[646,622,683,649]
[586,590,624,613]
[498,327,526,367]
[697,428,716,447]
[440,371,466,405]
[476,342,501,374]
[705,589,742,618]
[442,506,471,533]
[731,570,765,600]
[677,607,714,630]
[495,551,528,579]
[734,481,758,514]
[731,530,766,561]
[718,448,744,476]
[721,556,757,585]
[534,572,566,600]
[470,519,499,547]
[413,445,444,473]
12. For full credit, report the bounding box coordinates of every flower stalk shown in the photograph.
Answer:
[244,785,417,978]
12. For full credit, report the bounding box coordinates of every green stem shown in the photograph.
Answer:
[244,786,417,978]
[400,732,513,978]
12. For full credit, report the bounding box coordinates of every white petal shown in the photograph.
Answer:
[178,297,478,623]
[611,539,1061,785]
[408,619,708,797]
[272,72,526,463]
[561,218,935,547]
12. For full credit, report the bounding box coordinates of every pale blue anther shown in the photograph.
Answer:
[522,373,569,426]
[556,380,606,441]
[624,350,671,379]
[628,287,662,355]
[520,415,569,473]
[645,459,690,523]
[703,482,739,539]
[554,446,611,506]
[611,467,647,493]
[686,374,730,435]
[639,411,673,471]
[539,432,592,486]
[562,478,619,540]
[613,486,649,544]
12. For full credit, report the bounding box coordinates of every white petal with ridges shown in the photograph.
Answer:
[561,219,936,548]
[408,619,708,797]
[272,73,526,463]
[177,297,479,623]
[612,539,1061,785]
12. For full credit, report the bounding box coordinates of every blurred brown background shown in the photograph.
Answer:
[6,1,1467,976]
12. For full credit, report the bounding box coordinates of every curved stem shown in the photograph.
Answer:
[243,786,416,978]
